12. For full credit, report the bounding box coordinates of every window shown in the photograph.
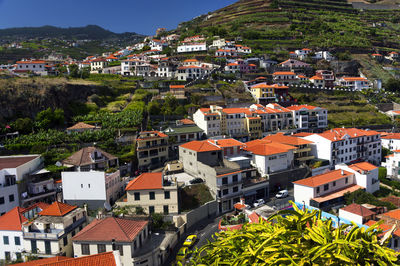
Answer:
[115,244,123,256]
[223,189,229,195]
[345,177,348,184]
[149,206,155,214]
[163,205,169,214]
[16,252,21,260]
[97,244,106,253]
[222,177,228,185]
[3,236,9,245]
[81,244,90,255]
[63,237,68,246]
[316,187,320,194]
[164,191,170,199]
[0,197,4,205]
[9,194,14,202]
[14,236,20,245]
[233,186,239,193]
[73,216,77,223]
[324,184,329,191]
[45,240,51,254]
[333,181,336,187]
[134,192,140,201]
[5,252,10,261]
[149,192,155,200]
[81,184,83,188]
[232,175,238,182]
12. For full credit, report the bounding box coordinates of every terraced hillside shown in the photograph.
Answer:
[177,0,400,54]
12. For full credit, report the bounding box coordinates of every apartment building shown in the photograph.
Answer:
[381,133,400,151]
[286,105,328,131]
[249,84,289,104]
[22,202,87,257]
[177,43,207,53]
[193,104,294,140]
[272,71,299,85]
[301,128,381,167]
[0,155,43,216]
[124,172,178,214]
[294,162,379,210]
[176,66,210,81]
[90,58,109,74]
[383,150,400,179]
[337,77,370,91]
[62,147,119,171]
[136,131,168,170]
[179,140,262,213]
[15,60,47,75]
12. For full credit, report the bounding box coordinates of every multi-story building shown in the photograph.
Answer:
[272,71,299,85]
[193,104,294,140]
[309,75,325,88]
[121,59,147,76]
[249,84,289,104]
[293,163,379,211]
[315,70,335,87]
[177,43,207,53]
[90,58,109,74]
[383,150,400,179]
[123,172,178,215]
[72,217,170,266]
[337,77,370,91]
[301,128,381,167]
[62,147,119,172]
[179,140,262,213]
[381,133,400,150]
[0,203,48,262]
[244,139,295,176]
[15,60,47,75]
[136,131,169,170]
[157,59,177,78]
[286,105,328,131]
[22,201,87,257]
[176,65,210,81]
[0,155,43,215]
[263,133,315,166]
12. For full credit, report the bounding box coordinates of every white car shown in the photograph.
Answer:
[276,190,289,199]
[253,199,265,208]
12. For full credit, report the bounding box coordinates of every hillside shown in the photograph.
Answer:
[0,25,143,41]
[176,0,400,54]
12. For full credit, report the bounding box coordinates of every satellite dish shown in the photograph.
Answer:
[55,161,62,167]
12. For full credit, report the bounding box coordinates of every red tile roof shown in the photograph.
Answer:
[382,209,400,221]
[286,105,318,111]
[340,203,375,217]
[180,140,221,152]
[244,139,296,156]
[0,207,27,231]
[183,59,198,62]
[382,133,400,140]
[273,71,296,76]
[17,252,118,266]
[263,132,313,146]
[180,118,195,125]
[210,138,244,148]
[217,170,242,178]
[66,122,96,130]
[293,169,353,188]
[137,131,168,139]
[16,60,46,64]
[348,162,378,172]
[125,172,163,191]
[12,256,69,266]
[292,132,314,137]
[312,184,363,203]
[364,220,393,237]
[318,128,380,142]
[39,202,77,217]
[0,155,40,170]
[341,77,367,81]
[248,212,260,224]
[73,217,148,242]
[170,85,185,89]
[310,75,323,80]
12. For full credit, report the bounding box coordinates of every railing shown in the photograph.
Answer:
[137,143,166,150]
[24,217,86,240]
[217,180,242,188]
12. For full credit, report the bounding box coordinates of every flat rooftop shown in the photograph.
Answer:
[0,155,40,170]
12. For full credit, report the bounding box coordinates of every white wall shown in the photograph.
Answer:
[0,231,23,261]
[62,171,106,201]
[253,151,293,176]
[293,184,314,206]
[338,209,363,225]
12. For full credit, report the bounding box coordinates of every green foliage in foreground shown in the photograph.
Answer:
[190,202,399,265]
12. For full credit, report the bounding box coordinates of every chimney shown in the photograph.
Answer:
[341,170,344,175]
[240,197,245,205]
[112,239,116,250]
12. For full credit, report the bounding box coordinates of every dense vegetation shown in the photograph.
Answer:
[191,202,399,265]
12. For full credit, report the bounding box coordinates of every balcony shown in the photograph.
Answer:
[23,217,86,240]
[218,180,242,188]
[137,143,166,150]
[294,147,311,153]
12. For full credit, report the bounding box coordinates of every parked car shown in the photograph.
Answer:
[183,234,197,248]
[276,190,289,199]
[253,199,265,208]
[176,247,189,261]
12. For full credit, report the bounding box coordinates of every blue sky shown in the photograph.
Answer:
[0,0,237,35]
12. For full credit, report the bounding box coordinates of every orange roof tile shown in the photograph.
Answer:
[286,105,319,111]
[263,132,313,146]
[12,256,69,266]
[383,209,400,220]
[293,132,314,137]
[0,207,27,231]
[137,131,167,139]
[67,122,96,130]
[340,203,375,217]
[217,170,242,178]
[273,71,296,75]
[341,77,367,81]
[248,212,260,224]
[364,220,393,237]
[72,217,148,242]
[180,118,195,125]
[183,59,198,62]
[293,169,353,188]
[210,138,245,148]
[244,139,296,156]
[180,140,221,152]
[234,202,246,210]
[382,133,400,140]
[312,184,363,203]
[16,60,46,64]
[348,162,378,172]
[318,128,380,142]
[170,85,185,89]
[125,172,163,191]
[310,75,323,80]
[39,202,77,217]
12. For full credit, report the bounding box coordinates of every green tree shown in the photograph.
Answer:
[35,108,64,129]
[147,101,161,115]
[385,78,400,92]
[191,202,399,265]
[12,118,33,134]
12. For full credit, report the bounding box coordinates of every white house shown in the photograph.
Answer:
[335,162,380,194]
[313,51,334,61]
[244,139,295,176]
[302,128,381,167]
[177,43,207,53]
[176,66,209,81]
[383,150,400,179]
[15,60,47,75]
[337,77,370,91]
[381,133,400,150]
[0,155,42,216]
[286,105,328,131]
[339,203,376,225]
[294,48,312,59]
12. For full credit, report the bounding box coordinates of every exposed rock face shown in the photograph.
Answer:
[0,78,103,122]
[330,60,361,76]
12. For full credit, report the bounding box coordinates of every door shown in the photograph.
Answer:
[31,240,37,254]
[45,241,51,254]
